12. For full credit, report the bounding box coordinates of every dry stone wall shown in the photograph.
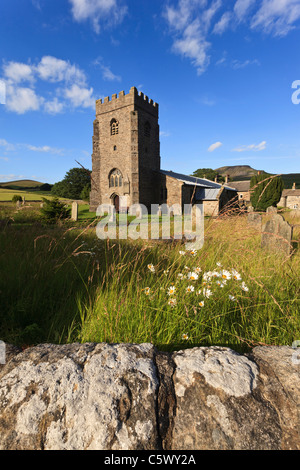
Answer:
[0,343,299,450]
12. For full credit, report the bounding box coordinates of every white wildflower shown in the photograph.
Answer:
[182,333,189,340]
[203,288,213,298]
[229,294,236,301]
[232,269,242,281]
[168,298,177,307]
[241,282,249,292]
[147,264,155,273]
[221,270,231,280]
[186,285,195,293]
[167,285,176,296]
[187,272,199,281]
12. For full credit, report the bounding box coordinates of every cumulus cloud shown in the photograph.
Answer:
[208,141,223,152]
[232,141,267,152]
[5,85,43,114]
[64,84,95,108]
[36,56,87,85]
[1,56,95,114]
[69,0,127,33]
[3,62,35,84]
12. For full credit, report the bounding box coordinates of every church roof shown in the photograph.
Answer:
[160,170,237,196]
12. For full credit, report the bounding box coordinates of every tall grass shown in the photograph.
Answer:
[0,206,299,352]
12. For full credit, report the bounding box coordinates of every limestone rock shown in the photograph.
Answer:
[0,343,299,450]
[0,342,160,450]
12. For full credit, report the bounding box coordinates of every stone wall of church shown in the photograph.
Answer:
[90,87,160,212]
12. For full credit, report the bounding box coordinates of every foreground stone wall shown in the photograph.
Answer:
[0,343,299,450]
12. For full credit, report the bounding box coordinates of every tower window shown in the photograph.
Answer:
[109,169,122,188]
[111,119,119,136]
[144,121,151,138]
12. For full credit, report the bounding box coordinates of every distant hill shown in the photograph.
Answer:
[215,165,300,189]
[0,179,46,190]
[215,165,261,181]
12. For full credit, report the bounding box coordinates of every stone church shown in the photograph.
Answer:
[89,87,237,216]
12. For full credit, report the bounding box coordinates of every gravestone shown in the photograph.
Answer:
[248,212,262,230]
[71,202,78,221]
[16,200,21,209]
[261,213,293,256]
[247,205,254,213]
[266,206,277,215]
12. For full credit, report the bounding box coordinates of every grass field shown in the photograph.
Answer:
[0,188,62,202]
[0,201,299,352]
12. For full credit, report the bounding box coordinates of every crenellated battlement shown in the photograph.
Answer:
[96,87,158,116]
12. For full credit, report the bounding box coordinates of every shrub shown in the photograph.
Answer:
[40,197,71,223]
[250,173,284,211]
[12,195,23,203]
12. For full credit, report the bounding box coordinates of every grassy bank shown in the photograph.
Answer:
[0,204,299,352]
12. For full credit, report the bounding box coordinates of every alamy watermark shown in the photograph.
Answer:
[96,203,204,250]
[0,80,6,105]
[291,80,300,104]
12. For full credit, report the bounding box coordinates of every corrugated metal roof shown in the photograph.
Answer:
[160,170,236,192]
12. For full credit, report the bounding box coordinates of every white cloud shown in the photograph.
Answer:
[234,0,256,21]
[64,84,95,108]
[69,0,127,33]
[163,0,300,74]
[0,157,9,162]
[164,0,222,75]
[213,12,233,34]
[0,138,15,151]
[101,65,121,82]
[251,0,300,36]
[25,144,64,154]
[232,141,267,152]
[0,174,25,181]
[208,141,223,152]
[1,56,95,114]
[231,58,260,69]
[5,85,42,114]
[44,97,65,114]
[3,62,35,84]
[36,56,87,85]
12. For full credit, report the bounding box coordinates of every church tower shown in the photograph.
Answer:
[89,86,161,212]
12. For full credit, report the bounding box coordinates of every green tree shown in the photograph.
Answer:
[40,197,71,223]
[80,183,91,202]
[192,168,225,182]
[250,173,284,211]
[51,167,91,199]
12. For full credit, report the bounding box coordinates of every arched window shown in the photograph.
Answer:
[109,169,122,188]
[111,119,119,136]
[144,121,151,138]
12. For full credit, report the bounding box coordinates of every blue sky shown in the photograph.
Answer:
[1,0,300,184]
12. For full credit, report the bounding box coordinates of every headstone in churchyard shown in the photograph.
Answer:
[22,196,25,205]
[71,201,78,221]
[16,200,21,209]
[266,206,277,215]
[247,212,262,230]
[247,205,254,213]
[261,213,293,256]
